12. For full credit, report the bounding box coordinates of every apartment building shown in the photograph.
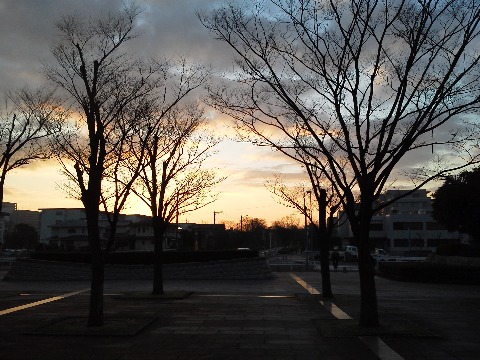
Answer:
[337,189,467,253]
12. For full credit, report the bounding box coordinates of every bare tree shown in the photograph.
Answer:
[0,88,64,214]
[99,99,153,252]
[267,170,342,298]
[132,79,225,294]
[201,0,480,326]
[46,5,163,326]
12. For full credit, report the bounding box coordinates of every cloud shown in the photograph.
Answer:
[0,0,234,93]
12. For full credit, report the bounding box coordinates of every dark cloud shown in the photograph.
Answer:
[0,0,233,94]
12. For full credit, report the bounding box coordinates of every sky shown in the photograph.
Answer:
[0,0,308,226]
[0,0,464,226]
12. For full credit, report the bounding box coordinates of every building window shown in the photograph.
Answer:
[427,238,460,247]
[369,223,383,231]
[393,222,423,230]
[426,222,447,230]
[56,211,63,216]
[394,239,409,247]
[68,228,76,234]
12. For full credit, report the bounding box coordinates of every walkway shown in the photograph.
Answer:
[0,271,479,359]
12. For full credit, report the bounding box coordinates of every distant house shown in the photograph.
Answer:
[39,208,149,250]
[130,221,226,251]
[49,219,135,251]
[39,208,87,245]
[36,207,227,252]
[337,189,467,253]
[130,221,191,251]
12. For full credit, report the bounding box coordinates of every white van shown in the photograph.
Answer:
[344,245,358,261]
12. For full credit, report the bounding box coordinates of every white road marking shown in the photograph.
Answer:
[0,289,89,316]
[319,300,352,319]
[290,274,406,360]
[290,273,351,319]
[360,336,406,360]
[289,273,321,295]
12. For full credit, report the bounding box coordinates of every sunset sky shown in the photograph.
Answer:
[0,0,310,226]
[0,0,445,225]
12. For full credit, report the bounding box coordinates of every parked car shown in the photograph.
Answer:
[344,245,358,261]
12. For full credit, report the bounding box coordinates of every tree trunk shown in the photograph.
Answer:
[319,234,333,298]
[88,250,104,327]
[86,205,104,327]
[0,172,6,214]
[318,189,333,298]
[356,211,379,327]
[152,217,166,295]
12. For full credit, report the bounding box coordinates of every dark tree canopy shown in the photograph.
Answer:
[432,167,480,243]
[5,223,38,250]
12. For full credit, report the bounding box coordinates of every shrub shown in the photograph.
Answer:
[436,243,480,257]
[378,262,480,284]
[31,250,259,264]
[277,246,299,254]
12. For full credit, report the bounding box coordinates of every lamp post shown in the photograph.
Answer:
[240,215,248,231]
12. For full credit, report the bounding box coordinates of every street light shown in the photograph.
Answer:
[240,215,248,231]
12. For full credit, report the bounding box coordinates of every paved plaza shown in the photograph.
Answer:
[1,269,479,359]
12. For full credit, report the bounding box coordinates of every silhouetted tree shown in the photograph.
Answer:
[5,223,38,250]
[201,0,480,326]
[267,171,342,298]
[0,88,64,214]
[46,5,161,326]
[131,73,225,294]
[432,167,480,243]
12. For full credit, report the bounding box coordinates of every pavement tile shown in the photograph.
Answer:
[1,271,480,359]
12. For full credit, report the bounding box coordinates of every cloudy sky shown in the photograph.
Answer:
[0,0,306,225]
[2,0,470,226]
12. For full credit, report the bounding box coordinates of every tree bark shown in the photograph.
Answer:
[88,250,105,327]
[356,210,379,327]
[86,205,104,327]
[318,189,333,298]
[152,217,167,295]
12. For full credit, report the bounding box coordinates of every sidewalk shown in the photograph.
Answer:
[1,271,479,359]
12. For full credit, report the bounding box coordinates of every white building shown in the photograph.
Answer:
[39,208,150,249]
[39,208,87,245]
[338,189,467,253]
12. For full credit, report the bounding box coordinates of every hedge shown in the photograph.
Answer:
[435,243,480,258]
[30,250,259,264]
[378,261,480,284]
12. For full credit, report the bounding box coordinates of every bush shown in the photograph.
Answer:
[378,261,480,284]
[277,246,299,254]
[31,250,259,264]
[436,243,480,258]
